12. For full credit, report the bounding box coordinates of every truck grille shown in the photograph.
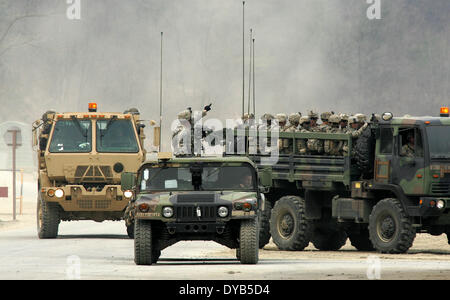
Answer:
[77,200,112,209]
[175,205,217,222]
[431,183,450,194]
[74,166,113,183]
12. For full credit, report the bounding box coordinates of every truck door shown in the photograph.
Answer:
[391,127,425,195]
[374,126,394,183]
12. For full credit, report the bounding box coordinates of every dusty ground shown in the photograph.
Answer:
[1,195,450,280]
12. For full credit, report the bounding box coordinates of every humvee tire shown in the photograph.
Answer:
[259,200,272,249]
[239,219,259,264]
[311,227,347,251]
[368,198,416,253]
[134,219,154,265]
[37,194,60,239]
[270,196,312,251]
[348,228,375,251]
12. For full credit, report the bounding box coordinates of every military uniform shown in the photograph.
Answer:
[307,111,323,154]
[258,113,275,154]
[319,112,332,132]
[297,116,310,155]
[401,143,415,157]
[324,114,344,156]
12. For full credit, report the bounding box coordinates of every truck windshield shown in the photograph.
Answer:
[49,120,92,153]
[427,126,450,158]
[139,165,256,191]
[96,119,139,153]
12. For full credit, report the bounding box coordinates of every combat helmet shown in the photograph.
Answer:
[276,113,287,124]
[308,110,319,119]
[329,114,341,124]
[178,109,191,120]
[354,113,367,123]
[288,113,301,125]
[299,116,311,125]
[321,112,332,122]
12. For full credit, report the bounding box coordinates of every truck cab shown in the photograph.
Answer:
[33,104,146,238]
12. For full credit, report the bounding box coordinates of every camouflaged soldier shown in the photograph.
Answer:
[339,114,349,131]
[307,110,324,154]
[319,112,332,132]
[324,114,345,156]
[349,113,369,138]
[297,116,311,154]
[172,109,192,155]
[258,113,275,154]
[276,113,290,154]
[400,133,415,157]
[280,113,301,155]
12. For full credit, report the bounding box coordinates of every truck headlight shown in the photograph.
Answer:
[54,189,64,198]
[162,207,174,218]
[218,206,229,218]
[123,190,133,199]
[437,200,445,209]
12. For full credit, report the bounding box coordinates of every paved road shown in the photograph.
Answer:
[1,221,450,280]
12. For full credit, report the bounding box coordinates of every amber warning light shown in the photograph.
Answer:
[88,103,97,112]
[440,107,449,117]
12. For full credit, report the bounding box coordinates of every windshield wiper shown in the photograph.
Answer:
[101,116,118,137]
[71,116,87,137]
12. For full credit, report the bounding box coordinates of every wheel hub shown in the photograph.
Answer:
[378,215,396,242]
[278,213,294,238]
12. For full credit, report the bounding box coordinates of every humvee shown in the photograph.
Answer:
[32,103,146,238]
[122,154,262,265]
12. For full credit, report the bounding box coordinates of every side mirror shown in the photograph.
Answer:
[121,172,136,191]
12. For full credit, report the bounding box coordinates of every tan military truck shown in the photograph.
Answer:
[32,103,147,238]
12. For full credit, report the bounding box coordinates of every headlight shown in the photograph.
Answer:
[123,190,133,199]
[437,200,445,209]
[162,207,174,218]
[218,206,229,218]
[54,189,64,198]
[47,189,55,197]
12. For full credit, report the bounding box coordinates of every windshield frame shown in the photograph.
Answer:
[136,162,258,193]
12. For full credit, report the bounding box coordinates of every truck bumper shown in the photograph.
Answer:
[416,197,450,217]
[41,185,131,212]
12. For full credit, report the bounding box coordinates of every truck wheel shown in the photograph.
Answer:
[312,227,347,251]
[37,194,60,239]
[239,219,259,264]
[348,228,375,251]
[259,200,272,249]
[134,219,154,265]
[270,196,312,251]
[126,223,134,239]
[369,198,416,253]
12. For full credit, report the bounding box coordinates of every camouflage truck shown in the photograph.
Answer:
[32,103,146,238]
[122,154,262,265]
[218,111,450,253]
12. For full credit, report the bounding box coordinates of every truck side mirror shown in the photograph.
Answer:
[121,172,136,191]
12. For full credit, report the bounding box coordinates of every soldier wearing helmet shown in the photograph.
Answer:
[307,111,324,154]
[339,114,349,131]
[319,112,332,132]
[297,116,311,154]
[279,113,300,155]
[324,114,344,156]
[258,113,276,155]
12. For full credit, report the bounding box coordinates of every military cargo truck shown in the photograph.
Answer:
[122,154,262,265]
[32,104,146,238]
[216,111,450,253]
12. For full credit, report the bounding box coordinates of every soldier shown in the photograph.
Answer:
[172,104,212,156]
[297,116,311,155]
[307,110,324,154]
[279,113,301,155]
[350,113,369,138]
[319,112,332,132]
[324,114,344,156]
[276,113,288,130]
[400,133,415,157]
[258,113,275,154]
[277,113,290,154]
[339,114,349,131]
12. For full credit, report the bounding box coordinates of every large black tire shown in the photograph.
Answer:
[368,198,416,254]
[37,195,60,239]
[348,227,375,251]
[126,223,134,239]
[312,227,347,251]
[134,219,154,265]
[353,126,375,179]
[258,200,272,249]
[270,196,312,251]
[239,219,259,264]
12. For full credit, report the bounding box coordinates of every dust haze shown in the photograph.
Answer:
[0,0,449,150]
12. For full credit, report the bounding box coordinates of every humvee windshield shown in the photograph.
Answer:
[96,120,139,153]
[427,126,450,158]
[139,165,256,191]
[49,120,92,153]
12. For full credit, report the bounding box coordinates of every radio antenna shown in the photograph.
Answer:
[159,32,163,152]
[247,29,253,115]
[242,1,245,118]
[252,37,256,116]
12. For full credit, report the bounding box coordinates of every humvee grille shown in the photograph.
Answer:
[431,183,450,194]
[175,205,217,222]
